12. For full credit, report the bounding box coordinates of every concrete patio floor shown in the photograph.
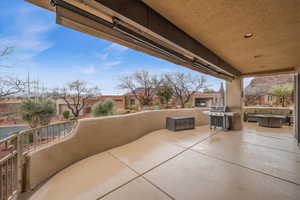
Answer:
[29,123,300,200]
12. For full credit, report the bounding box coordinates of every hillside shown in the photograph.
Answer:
[245,74,294,96]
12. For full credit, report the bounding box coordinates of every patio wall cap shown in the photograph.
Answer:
[79,108,208,122]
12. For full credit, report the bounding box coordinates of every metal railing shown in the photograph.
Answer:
[0,134,18,200]
[0,120,77,200]
[20,121,76,153]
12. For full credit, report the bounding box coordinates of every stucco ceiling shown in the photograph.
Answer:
[143,0,300,75]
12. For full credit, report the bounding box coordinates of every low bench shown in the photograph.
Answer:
[166,116,195,131]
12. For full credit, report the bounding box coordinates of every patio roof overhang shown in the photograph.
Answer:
[26,0,300,79]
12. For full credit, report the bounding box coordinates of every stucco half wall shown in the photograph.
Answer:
[25,108,208,190]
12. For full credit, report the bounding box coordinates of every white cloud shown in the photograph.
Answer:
[103,61,121,68]
[98,53,109,60]
[0,6,55,65]
[93,43,127,69]
[80,65,97,74]
[106,43,128,52]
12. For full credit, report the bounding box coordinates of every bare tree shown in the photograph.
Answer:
[0,47,13,68]
[0,46,25,98]
[119,70,162,106]
[244,85,268,106]
[60,80,99,117]
[165,73,207,108]
[0,77,25,98]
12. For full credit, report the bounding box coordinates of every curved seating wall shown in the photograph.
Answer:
[25,108,208,190]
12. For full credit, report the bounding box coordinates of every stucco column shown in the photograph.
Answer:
[226,77,243,130]
[294,72,300,143]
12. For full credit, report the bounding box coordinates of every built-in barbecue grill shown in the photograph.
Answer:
[205,106,235,131]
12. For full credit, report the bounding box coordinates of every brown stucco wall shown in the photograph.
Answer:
[25,108,208,190]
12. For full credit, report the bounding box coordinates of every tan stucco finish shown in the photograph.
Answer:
[143,0,300,74]
[25,109,208,190]
[28,123,299,200]
[26,0,299,77]
[226,78,243,130]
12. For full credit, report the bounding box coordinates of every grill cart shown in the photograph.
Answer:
[204,106,236,131]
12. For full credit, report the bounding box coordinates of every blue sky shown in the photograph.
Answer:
[0,1,251,94]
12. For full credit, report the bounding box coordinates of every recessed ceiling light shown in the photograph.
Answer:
[244,33,253,38]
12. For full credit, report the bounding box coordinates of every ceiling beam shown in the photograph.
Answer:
[25,0,54,11]
[242,67,295,77]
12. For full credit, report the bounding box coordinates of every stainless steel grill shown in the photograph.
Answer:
[207,106,233,131]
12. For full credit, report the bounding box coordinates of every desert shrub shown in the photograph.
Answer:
[63,110,70,120]
[156,83,173,105]
[69,115,77,120]
[114,109,129,115]
[92,99,114,117]
[152,105,160,110]
[128,105,137,111]
[21,98,56,128]
[152,101,160,106]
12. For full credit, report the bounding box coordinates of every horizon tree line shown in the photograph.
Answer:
[118,70,208,108]
[0,45,214,122]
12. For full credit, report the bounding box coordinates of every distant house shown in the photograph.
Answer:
[1,83,225,123]
[124,88,160,110]
[56,95,126,115]
[0,98,22,116]
[192,83,225,107]
[192,92,223,107]
[125,83,225,109]
[244,74,294,107]
[0,97,29,124]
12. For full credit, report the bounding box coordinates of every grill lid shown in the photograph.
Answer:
[210,106,228,112]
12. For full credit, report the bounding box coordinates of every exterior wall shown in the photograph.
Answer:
[245,95,280,107]
[125,92,223,109]
[124,95,140,110]
[184,93,224,108]
[100,95,126,110]
[0,102,23,124]
[124,94,161,110]
[25,108,209,190]
[58,104,76,115]
[56,96,126,115]
[0,102,21,114]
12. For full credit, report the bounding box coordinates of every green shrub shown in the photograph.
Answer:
[156,83,173,105]
[114,109,129,115]
[69,116,76,120]
[128,105,137,111]
[21,98,56,128]
[92,99,114,117]
[152,105,160,110]
[63,110,70,120]
[152,102,160,106]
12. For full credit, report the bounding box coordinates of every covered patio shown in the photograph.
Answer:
[27,123,299,200]
[13,0,300,200]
